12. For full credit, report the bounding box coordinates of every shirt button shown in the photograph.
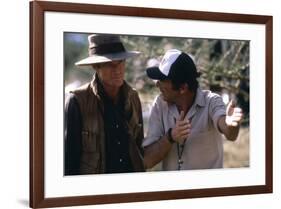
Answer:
[117,141,121,145]
[119,158,123,162]
[116,124,119,128]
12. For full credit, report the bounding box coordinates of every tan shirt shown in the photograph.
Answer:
[142,88,226,170]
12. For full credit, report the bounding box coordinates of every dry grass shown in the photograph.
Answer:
[223,127,249,168]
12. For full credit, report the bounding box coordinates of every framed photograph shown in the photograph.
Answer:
[30,0,273,208]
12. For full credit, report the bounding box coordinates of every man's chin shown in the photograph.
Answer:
[160,94,173,105]
[160,94,168,101]
[112,80,124,87]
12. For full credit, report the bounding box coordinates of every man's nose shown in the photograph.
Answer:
[113,64,123,73]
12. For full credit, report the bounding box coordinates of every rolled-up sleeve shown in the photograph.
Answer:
[209,95,226,132]
[142,96,165,148]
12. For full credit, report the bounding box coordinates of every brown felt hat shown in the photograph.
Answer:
[75,34,140,66]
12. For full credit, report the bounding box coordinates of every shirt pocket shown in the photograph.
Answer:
[81,130,99,152]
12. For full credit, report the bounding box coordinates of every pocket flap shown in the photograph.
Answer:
[81,130,98,152]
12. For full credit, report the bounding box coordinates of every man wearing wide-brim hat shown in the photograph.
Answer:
[65,34,145,175]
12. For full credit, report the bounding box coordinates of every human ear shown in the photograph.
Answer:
[179,83,188,94]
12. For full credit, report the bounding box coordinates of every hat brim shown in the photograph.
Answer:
[146,67,168,80]
[75,51,140,66]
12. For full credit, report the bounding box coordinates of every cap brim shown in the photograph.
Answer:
[146,67,168,80]
[75,51,140,66]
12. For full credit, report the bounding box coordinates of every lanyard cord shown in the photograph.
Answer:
[177,141,186,170]
[173,117,186,170]
[173,115,191,171]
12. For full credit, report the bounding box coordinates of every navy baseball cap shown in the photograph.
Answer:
[146,49,200,83]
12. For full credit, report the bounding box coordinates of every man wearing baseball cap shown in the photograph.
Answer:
[65,34,144,175]
[143,49,243,170]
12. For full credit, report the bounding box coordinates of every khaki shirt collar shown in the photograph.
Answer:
[194,88,206,107]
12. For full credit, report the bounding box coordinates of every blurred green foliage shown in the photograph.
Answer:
[64,32,249,125]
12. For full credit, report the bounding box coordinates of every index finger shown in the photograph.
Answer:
[178,111,185,121]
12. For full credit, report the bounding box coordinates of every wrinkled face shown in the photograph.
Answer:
[156,80,180,103]
[96,60,125,88]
